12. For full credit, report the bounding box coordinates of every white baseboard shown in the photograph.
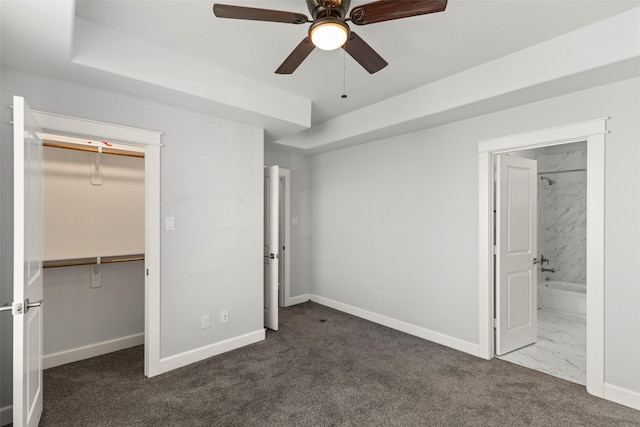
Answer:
[153,329,265,376]
[0,405,12,426]
[286,294,311,307]
[310,294,480,357]
[44,333,145,370]
[604,383,640,411]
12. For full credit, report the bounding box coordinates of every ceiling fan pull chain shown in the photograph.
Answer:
[341,49,348,99]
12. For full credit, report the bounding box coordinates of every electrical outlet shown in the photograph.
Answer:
[374,290,381,301]
[201,314,210,329]
[220,310,229,324]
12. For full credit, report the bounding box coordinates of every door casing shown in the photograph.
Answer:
[477,117,607,398]
[278,168,291,307]
[31,110,163,377]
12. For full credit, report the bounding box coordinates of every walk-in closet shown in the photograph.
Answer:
[42,136,145,368]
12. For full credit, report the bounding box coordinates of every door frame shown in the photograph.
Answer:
[477,117,607,397]
[278,168,291,307]
[31,109,163,377]
[263,166,279,330]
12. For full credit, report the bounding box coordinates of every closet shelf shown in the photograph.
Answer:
[43,254,144,269]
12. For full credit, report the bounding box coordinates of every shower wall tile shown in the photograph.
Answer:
[539,147,587,285]
[537,152,546,266]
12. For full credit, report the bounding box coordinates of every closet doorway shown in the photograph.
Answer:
[41,135,146,369]
[31,109,163,377]
[11,103,162,426]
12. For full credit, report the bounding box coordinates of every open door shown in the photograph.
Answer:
[12,96,44,427]
[264,166,279,331]
[495,155,537,356]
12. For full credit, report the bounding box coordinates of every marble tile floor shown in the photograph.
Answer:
[498,308,586,385]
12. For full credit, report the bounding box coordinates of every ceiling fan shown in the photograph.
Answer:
[213,0,448,74]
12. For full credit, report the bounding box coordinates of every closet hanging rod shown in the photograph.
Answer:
[537,168,587,175]
[44,141,145,158]
[43,254,145,269]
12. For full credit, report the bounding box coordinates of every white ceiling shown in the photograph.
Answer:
[73,0,639,124]
[2,0,639,148]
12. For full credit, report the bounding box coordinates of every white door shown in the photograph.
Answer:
[264,166,279,330]
[12,96,44,427]
[495,155,537,355]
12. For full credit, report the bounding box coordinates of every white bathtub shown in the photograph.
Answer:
[538,281,586,316]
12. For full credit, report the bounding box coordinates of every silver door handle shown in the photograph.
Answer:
[0,304,12,313]
[25,298,43,313]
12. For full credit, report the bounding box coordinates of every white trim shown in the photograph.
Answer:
[279,168,292,308]
[287,294,311,306]
[603,383,640,411]
[0,405,12,426]
[478,118,609,153]
[586,134,605,398]
[144,144,162,377]
[43,333,144,370]
[477,118,607,398]
[32,110,162,147]
[477,151,493,360]
[310,295,481,357]
[152,329,265,376]
[28,110,163,379]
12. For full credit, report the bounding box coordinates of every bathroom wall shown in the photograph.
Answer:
[537,142,587,284]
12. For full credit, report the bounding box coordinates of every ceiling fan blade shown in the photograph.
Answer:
[343,32,388,74]
[275,37,316,74]
[213,4,309,24]
[349,0,447,25]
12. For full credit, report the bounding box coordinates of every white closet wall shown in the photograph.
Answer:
[44,146,144,259]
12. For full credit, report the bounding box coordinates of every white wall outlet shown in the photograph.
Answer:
[220,310,229,324]
[374,290,381,301]
[201,314,210,329]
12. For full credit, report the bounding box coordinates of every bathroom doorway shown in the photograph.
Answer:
[497,142,588,385]
[477,118,607,398]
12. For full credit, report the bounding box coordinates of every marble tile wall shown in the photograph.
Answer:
[537,147,587,285]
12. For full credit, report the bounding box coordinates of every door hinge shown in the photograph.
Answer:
[146,269,149,276]
[493,318,497,328]
[493,245,497,255]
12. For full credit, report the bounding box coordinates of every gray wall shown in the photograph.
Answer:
[43,262,144,355]
[308,76,640,394]
[0,68,264,407]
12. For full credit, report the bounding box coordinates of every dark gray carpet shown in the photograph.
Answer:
[42,302,640,426]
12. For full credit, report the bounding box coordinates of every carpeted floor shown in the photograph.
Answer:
[41,302,640,426]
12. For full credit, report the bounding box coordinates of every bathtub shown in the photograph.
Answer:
[537,281,586,316]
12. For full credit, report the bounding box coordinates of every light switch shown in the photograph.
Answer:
[165,217,176,231]
[291,217,299,226]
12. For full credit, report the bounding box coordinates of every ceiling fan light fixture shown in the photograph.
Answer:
[309,17,349,50]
